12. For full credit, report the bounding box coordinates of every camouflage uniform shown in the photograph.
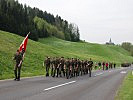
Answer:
[50,58,55,76]
[77,59,81,76]
[13,50,22,81]
[65,58,70,79]
[70,58,75,77]
[88,59,93,77]
[84,60,88,74]
[56,58,60,77]
[53,57,59,77]
[44,57,51,77]
[59,57,65,77]
[81,60,84,76]
[74,59,78,77]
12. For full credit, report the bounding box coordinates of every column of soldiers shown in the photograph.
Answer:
[44,57,93,79]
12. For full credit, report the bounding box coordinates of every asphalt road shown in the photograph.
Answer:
[0,66,132,100]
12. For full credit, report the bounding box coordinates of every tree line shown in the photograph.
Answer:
[0,0,80,41]
[121,42,133,57]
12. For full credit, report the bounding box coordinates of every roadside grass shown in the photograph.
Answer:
[115,71,133,100]
[0,30,133,79]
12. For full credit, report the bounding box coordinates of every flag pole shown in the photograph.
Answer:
[27,32,30,36]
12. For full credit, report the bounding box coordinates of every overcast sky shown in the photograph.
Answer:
[18,0,133,44]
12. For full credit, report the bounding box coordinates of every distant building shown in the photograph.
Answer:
[106,38,115,45]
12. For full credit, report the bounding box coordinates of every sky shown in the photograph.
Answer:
[18,0,133,44]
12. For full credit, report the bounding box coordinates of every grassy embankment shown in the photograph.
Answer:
[0,30,133,79]
[115,71,133,100]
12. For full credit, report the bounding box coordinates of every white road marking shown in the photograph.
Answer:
[94,73,103,76]
[43,81,76,91]
[120,71,127,74]
[109,71,112,72]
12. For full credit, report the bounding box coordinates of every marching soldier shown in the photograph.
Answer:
[59,57,65,77]
[50,57,55,77]
[53,57,59,77]
[84,60,88,74]
[13,49,23,81]
[88,58,93,77]
[77,59,81,76]
[44,57,51,77]
[69,59,72,78]
[65,58,70,79]
[56,57,60,77]
[81,60,84,76]
[74,58,78,77]
[70,58,75,77]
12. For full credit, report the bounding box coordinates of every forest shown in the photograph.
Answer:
[0,0,80,41]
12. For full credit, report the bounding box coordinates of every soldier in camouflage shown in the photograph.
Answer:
[13,49,23,81]
[44,57,51,77]
[88,58,93,77]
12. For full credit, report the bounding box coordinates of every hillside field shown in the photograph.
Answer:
[0,30,133,79]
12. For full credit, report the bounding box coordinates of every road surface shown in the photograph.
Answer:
[0,66,132,100]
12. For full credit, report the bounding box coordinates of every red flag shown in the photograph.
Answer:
[19,32,30,52]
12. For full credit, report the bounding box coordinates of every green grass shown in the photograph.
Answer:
[115,71,133,100]
[39,37,133,63]
[0,30,133,79]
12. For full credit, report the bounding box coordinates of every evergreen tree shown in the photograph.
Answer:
[0,0,80,42]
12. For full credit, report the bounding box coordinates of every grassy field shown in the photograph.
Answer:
[0,30,133,79]
[115,71,133,100]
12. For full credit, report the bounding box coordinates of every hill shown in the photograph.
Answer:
[0,30,133,79]
[0,0,80,41]
[39,37,133,62]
